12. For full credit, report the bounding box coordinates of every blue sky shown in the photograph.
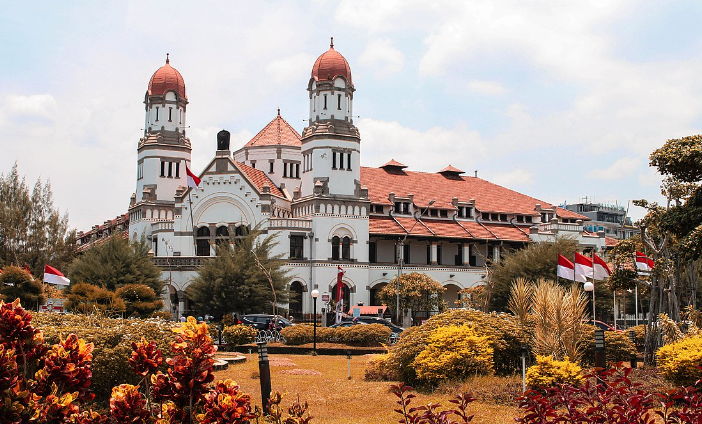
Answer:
[2,0,699,230]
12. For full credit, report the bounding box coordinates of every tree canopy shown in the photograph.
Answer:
[378,272,446,314]
[68,235,164,294]
[0,163,76,276]
[186,226,288,319]
[0,266,46,310]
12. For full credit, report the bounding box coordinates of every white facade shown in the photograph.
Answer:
[126,47,605,321]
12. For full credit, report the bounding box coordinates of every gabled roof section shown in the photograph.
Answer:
[234,160,285,198]
[360,166,589,220]
[244,112,301,148]
[439,165,464,176]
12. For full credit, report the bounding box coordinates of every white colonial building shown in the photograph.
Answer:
[121,41,606,320]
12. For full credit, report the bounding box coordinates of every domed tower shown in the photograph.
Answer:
[129,54,192,240]
[300,39,361,198]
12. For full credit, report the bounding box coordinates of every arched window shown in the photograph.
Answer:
[196,226,210,256]
[235,225,249,237]
[331,236,340,260]
[342,236,351,260]
[215,226,229,244]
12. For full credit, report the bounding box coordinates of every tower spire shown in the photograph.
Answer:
[166,52,170,64]
[330,37,334,48]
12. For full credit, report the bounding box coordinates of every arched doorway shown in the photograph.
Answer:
[289,281,304,318]
[443,283,461,309]
[370,282,388,306]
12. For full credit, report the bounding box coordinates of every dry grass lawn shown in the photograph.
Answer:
[214,352,520,424]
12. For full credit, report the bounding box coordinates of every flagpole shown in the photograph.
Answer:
[635,282,639,326]
[188,191,196,255]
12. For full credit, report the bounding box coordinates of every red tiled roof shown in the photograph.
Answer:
[368,216,530,242]
[439,165,464,174]
[234,161,285,198]
[556,206,585,220]
[77,230,128,252]
[244,112,301,148]
[605,236,618,247]
[361,167,588,220]
[148,55,186,99]
[381,159,407,169]
[312,39,353,86]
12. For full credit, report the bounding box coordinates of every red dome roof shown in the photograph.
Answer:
[148,54,186,99]
[311,38,352,86]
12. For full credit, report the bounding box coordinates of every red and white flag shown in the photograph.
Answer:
[574,253,594,279]
[335,266,345,324]
[593,254,611,280]
[635,251,654,272]
[24,264,33,275]
[186,164,201,189]
[557,255,586,282]
[43,265,70,286]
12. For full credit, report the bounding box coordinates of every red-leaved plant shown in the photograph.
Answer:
[391,382,475,424]
[516,362,702,424]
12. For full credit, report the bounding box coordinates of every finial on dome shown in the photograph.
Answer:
[330,37,334,48]
[277,107,280,116]
[166,53,170,64]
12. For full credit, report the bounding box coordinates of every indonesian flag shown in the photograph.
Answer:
[43,265,70,286]
[186,164,201,189]
[335,266,344,324]
[635,251,654,272]
[593,254,611,280]
[574,253,594,279]
[24,264,32,275]
[557,255,586,282]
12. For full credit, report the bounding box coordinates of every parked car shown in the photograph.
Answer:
[332,316,404,336]
[241,314,295,330]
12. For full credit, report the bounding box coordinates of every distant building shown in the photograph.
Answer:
[563,201,639,240]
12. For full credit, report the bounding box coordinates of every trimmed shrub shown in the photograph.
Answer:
[32,312,176,401]
[115,284,164,317]
[631,324,646,351]
[412,325,493,384]
[365,353,398,381]
[370,309,522,386]
[336,324,391,346]
[657,334,702,386]
[65,282,126,315]
[525,355,583,390]
[222,324,258,345]
[281,324,313,345]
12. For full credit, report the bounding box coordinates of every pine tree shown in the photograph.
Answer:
[68,235,164,294]
[186,226,288,319]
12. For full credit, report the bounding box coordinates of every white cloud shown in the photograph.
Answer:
[588,157,640,180]
[638,167,662,188]
[357,118,485,172]
[467,80,507,95]
[266,53,316,85]
[2,94,57,122]
[490,169,535,188]
[359,39,405,79]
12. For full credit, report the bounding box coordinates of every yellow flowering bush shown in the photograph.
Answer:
[222,324,258,345]
[525,355,583,389]
[412,325,493,384]
[336,324,391,346]
[657,334,702,386]
[280,324,313,345]
[583,330,637,365]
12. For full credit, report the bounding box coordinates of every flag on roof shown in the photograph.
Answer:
[635,251,654,273]
[186,164,201,189]
[574,253,594,279]
[593,254,611,280]
[43,265,70,286]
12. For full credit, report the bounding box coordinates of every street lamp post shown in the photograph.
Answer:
[584,281,595,321]
[396,199,435,324]
[311,289,319,355]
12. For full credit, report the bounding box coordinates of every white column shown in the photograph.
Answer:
[431,243,438,265]
[462,243,470,265]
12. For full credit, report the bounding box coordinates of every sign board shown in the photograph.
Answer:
[322,293,330,302]
[353,307,361,317]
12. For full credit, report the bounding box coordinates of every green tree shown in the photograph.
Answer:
[115,283,164,317]
[68,235,164,294]
[186,226,288,319]
[0,163,76,275]
[378,272,446,315]
[0,265,46,309]
[487,237,579,311]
